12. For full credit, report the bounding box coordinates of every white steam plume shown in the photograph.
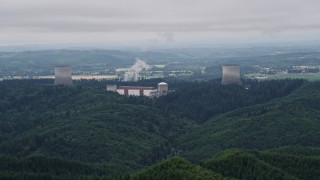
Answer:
[124,58,150,82]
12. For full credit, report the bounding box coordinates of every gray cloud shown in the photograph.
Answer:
[1,0,320,44]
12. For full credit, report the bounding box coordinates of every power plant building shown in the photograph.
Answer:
[107,82,169,97]
[157,82,168,94]
[221,64,241,85]
[106,84,118,92]
[54,66,73,86]
[117,86,155,96]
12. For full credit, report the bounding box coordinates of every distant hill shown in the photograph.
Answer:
[0,50,137,75]
[0,49,179,76]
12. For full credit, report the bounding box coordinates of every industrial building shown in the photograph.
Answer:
[221,64,241,85]
[157,82,169,93]
[107,82,168,97]
[54,66,73,86]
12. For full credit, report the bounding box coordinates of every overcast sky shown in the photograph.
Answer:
[1,0,320,45]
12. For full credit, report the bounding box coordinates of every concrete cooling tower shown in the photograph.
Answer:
[221,64,241,85]
[54,66,73,86]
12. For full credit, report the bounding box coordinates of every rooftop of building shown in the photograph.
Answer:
[117,86,156,90]
[223,64,240,66]
[158,82,168,85]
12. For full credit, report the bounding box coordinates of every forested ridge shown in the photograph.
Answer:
[0,78,320,179]
[132,147,320,180]
[177,80,320,162]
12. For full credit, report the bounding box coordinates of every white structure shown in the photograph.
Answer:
[144,89,157,96]
[116,86,156,96]
[221,64,241,85]
[157,82,168,94]
[106,82,169,97]
[54,66,73,86]
[106,84,117,92]
[117,89,125,95]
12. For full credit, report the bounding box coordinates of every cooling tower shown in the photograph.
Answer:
[54,66,73,86]
[221,64,241,85]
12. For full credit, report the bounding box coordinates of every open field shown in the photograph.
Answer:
[272,73,320,81]
[245,73,320,81]
[153,64,166,68]
[116,68,130,72]
[37,75,117,80]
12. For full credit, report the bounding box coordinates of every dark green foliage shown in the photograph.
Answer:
[131,156,226,180]
[202,148,320,180]
[1,79,320,179]
[202,149,297,180]
[156,79,304,123]
[267,146,320,157]
[0,80,191,172]
[131,147,320,180]
[178,81,320,161]
[0,155,109,179]
[257,151,320,180]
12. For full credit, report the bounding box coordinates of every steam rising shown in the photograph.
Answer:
[158,32,174,43]
[124,58,150,82]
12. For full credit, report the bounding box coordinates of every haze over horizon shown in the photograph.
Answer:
[1,0,320,47]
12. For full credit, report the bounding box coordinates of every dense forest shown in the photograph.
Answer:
[1,147,320,179]
[132,147,320,180]
[0,78,320,179]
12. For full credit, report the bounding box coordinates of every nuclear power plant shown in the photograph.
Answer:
[107,82,168,97]
[54,66,73,86]
[221,64,241,85]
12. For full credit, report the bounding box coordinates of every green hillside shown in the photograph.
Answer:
[1,79,320,179]
[130,147,320,180]
[131,156,226,180]
[267,146,320,156]
[1,148,319,179]
[178,82,320,161]
[202,149,297,180]
[0,155,109,180]
[0,80,193,172]
[155,79,304,123]
[202,148,320,180]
